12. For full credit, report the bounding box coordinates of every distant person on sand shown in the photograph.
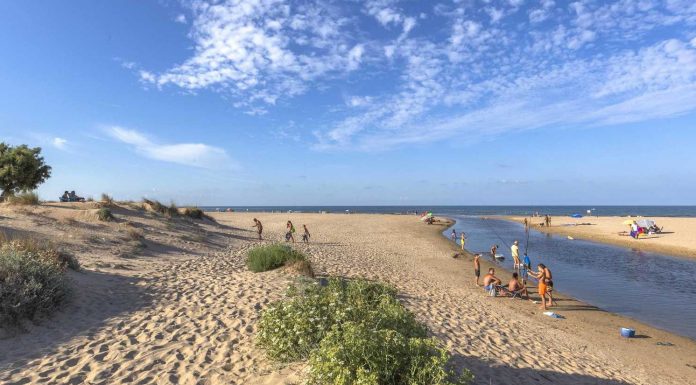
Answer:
[511,240,520,269]
[302,224,311,243]
[286,221,296,243]
[508,272,529,299]
[482,267,501,293]
[473,254,481,286]
[460,233,466,251]
[529,263,555,310]
[490,244,498,258]
[252,218,263,240]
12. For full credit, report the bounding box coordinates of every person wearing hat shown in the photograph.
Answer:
[511,240,520,270]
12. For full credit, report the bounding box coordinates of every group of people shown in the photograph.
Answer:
[474,239,557,311]
[251,218,311,244]
[450,229,466,251]
[59,190,85,202]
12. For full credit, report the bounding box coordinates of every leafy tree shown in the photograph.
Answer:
[0,143,51,200]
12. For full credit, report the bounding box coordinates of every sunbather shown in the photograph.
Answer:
[482,268,502,294]
[506,272,529,299]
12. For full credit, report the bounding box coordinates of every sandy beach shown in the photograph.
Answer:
[1,205,696,385]
[504,215,696,259]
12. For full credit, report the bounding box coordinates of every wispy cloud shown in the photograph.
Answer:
[52,137,68,150]
[106,126,235,169]
[132,0,696,151]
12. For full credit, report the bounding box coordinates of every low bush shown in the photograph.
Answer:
[97,208,114,221]
[182,207,204,219]
[143,198,180,217]
[246,244,306,273]
[0,237,74,326]
[100,193,114,206]
[6,191,40,205]
[257,278,471,385]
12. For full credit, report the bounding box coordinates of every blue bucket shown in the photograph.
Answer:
[620,328,635,338]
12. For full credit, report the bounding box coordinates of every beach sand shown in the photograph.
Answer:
[505,215,696,259]
[1,205,695,385]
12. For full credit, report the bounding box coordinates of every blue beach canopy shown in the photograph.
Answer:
[570,213,583,218]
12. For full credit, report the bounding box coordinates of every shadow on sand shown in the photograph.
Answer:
[0,269,153,371]
[449,354,634,385]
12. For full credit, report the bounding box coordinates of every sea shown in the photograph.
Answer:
[201,205,696,217]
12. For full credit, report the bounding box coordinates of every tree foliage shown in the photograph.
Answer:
[0,143,51,200]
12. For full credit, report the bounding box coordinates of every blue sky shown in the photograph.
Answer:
[1,0,695,205]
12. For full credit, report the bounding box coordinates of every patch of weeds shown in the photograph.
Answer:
[97,208,114,221]
[246,244,307,273]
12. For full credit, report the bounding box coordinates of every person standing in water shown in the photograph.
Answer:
[302,224,311,243]
[460,233,466,251]
[511,240,521,270]
[450,229,457,241]
[286,220,296,243]
[252,218,263,240]
[473,254,481,286]
[490,244,498,258]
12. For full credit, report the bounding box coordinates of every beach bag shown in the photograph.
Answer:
[488,285,497,297]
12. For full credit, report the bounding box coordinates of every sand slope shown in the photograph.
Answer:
[1,207,695,385]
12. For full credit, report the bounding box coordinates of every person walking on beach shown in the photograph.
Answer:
[473,254,481,286]
[252,218,263,240]
[460,233,466,251]
[302,224,311,243]
[511,240,521,270]
[286,220,296,243]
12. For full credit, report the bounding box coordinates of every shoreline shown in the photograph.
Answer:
[440,216,696,341]
[501,215,696,259]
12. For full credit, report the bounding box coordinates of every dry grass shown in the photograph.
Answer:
[100,193,114,206]
[6,191,40,206]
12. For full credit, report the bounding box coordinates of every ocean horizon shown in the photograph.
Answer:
[201,205,696,217]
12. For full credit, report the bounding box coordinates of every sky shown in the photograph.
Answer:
[1,0,695,206]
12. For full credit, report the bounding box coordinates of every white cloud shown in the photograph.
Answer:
[138,0,361,110]
[52,137,68,150]
[106,126,234,169]
[175,14,187,24]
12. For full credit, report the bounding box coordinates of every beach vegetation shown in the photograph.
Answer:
[257,277,471,385]
[100,193,114,206]
[0,235,75,326]
[246,244,307,273]
[6,191,40,205]
[182,207,204,219]
[97,208,114,221]
[0,143,51,201]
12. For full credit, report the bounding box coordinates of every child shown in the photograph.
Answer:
[521,253,532,285]
[460,233,466,251]
[473,254,481,286]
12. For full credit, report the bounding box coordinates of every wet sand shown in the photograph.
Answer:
[1,205,695,384]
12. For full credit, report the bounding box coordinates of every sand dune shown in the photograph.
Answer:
[1,206,695,384]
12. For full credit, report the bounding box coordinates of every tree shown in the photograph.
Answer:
[0,143,52,200]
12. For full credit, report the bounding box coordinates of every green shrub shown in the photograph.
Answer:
[257,278,471,385]
[97,207,114,221]
[6,191,40,205]
[143,198,180,217]
[0,239,72,326]
[246,244,306,273]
